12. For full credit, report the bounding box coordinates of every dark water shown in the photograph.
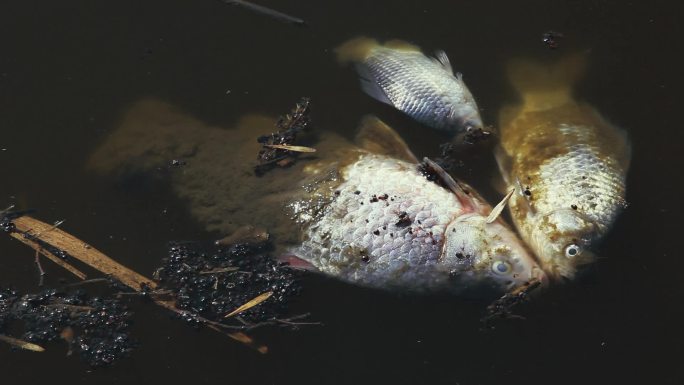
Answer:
[1,1,682,384]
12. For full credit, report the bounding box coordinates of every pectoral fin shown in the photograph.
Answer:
[355,115,418,163]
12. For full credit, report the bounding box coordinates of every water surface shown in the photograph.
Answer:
[1,1,681,384]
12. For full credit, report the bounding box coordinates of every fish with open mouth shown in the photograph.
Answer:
[496,54,631,280]
[336,37,487,142]
[88,101,544,293]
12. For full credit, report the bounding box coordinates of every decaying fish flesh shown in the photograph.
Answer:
[336,37,484,140]
[89,102,544,293]
[496,54,631,280]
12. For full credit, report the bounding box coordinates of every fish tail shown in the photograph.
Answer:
[506,53,587,110]
[383,39,421,52]
[335,37,380,64]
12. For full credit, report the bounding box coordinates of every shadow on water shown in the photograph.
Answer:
[0,0,682,384]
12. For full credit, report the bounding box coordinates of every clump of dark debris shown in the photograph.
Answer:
[0,287,134,367]
[480,279,542,329]
[154,241,302,327]
[542,31,564,49]
[255,97,312,175]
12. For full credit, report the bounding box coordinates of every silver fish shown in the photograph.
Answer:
[336,37,484,140]
[496,54,631,280]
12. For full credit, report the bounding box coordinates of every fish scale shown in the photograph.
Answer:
[293,155,466,289]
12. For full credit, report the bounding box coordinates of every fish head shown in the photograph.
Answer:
[442,214,546,292]
[452,108,484,135]
[531,209,599,280]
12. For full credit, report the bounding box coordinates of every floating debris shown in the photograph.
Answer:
[542,31,564,49]
[3,213,314,358]
[480,278,542,328]
[154,241,302,325]
[0,287,134,366]
[255,97,313,175]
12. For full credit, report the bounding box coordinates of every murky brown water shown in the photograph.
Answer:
[1,1,682,384]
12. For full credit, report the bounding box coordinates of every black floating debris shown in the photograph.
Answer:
[480,279,542,329]
[169,159,187,167]
[255,98,312,176]
[154,241,301,326]
[0,287,134,367]
[542,31,564,49]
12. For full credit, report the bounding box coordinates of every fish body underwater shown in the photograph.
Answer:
[497,55,631,280]
[336,37,484,140]
[89,103,543,293]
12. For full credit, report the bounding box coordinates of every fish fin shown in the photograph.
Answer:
[354,63,393,105]
[277,254,317,271]
[432,50,453,74]
[355,115,418,163]
[383,39,421,52]
[506,53,587,111]
[486,187,515,224]
[335,36,379,64]
[421,157,479,211]
[493,145,513,185]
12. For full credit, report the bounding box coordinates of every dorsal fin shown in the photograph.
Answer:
[355,115,418,163]
[433,50,453,74]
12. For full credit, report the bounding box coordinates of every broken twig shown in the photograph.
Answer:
[220,0,305,25]
[0,334,45,352]
[224,291,273,318]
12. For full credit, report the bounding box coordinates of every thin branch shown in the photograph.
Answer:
[0,335,45,352]
[219,0,305,26]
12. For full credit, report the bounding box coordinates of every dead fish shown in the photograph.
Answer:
[336,37,484,139]
[284,117,545,293]
[88,101,544,294]
[496,54,631,280]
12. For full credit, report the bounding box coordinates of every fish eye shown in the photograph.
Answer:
[564,244,582,258]
[491,261,512,275]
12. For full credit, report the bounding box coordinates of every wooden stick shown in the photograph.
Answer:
[11,216,154,290]
[11,234,87,280]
